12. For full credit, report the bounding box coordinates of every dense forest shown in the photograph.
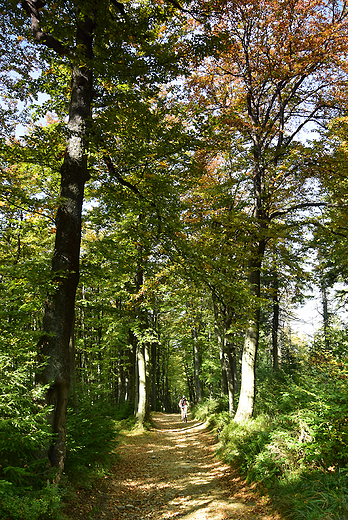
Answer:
[1,0,348,518]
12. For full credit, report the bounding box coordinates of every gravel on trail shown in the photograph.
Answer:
[65,413,284,520]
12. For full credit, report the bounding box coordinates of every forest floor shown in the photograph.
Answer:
[64,413,285,520]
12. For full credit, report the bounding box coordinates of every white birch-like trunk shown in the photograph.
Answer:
[234,318,258,422]
[136,344,147,426]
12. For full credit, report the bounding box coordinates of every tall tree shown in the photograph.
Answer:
[18,0,95,472]
[186,0,348,420]
[10,0,185,471]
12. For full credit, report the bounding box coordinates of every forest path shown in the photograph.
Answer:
[66,413,283,520]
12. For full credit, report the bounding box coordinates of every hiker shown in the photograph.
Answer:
[179,395,189,422]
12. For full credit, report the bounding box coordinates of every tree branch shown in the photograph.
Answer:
[21,0,71,56]
[103,154,141,195]
[164,0,190,13]
[309,219,348,238]
[269,202,329,220]
[110,0,127,20]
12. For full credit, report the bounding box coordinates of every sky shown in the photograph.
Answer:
[291,296,321,340]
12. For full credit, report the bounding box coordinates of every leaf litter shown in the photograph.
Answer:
[64,413,284,520]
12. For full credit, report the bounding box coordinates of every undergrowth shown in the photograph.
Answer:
[195,353,348,520]
[0,395,135,520]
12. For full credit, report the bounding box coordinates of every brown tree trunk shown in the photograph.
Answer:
[225,341,236,415]
[213,300,228,395]
[35,32,93,471]
[127,335,136,404]
[272,270,280,371]
[151,341,157,411]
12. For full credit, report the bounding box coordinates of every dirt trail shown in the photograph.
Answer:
[66,413,284,520]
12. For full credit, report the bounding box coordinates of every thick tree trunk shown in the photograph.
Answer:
[36,26,93,470]
[234,314,259,422]
[234,221,266,423]
[234,153,267,422]
[234,247,264,422]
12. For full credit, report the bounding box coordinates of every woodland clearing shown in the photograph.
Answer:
[64,413,284,520]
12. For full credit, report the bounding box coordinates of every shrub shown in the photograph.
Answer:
[64,397,135,484]
[217,359,348,519]
[0,481,63,520]
[192,396,229,422]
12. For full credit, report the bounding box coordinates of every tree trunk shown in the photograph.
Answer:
[151,341,157,411]
[225,341,236,415]
[127,336,136,404]
[212,300,228,395]
[136,343,147,425]
[145,340,151,419]
[117,348,124,403]
[234,247,263,422]
[219,347,228,394]
[272,270,280,371]
[35,22,94,470]
[234,315,258,422]
[134,240,150,425]
[193,326,202,403]
[213,298,236,415]
[234,152,267,422]
[319,264,330,348]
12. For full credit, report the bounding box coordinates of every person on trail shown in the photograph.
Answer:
[179,396,189,422]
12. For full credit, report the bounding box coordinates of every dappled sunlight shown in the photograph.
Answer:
[65,413,283,519]
[99,413,284,520]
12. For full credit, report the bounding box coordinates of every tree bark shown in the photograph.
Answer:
[213,301,228,395]
[29,12,94,470]
[225,341,236,415]
[272,269,280,371]
[136,342,147,425]
[134,240,150,425]
[151,341,157,411]
[319,262,330,348]
[234,145,267,422]
[193,326,202,403]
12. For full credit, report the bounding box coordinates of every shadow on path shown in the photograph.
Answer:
[65,412,284,520]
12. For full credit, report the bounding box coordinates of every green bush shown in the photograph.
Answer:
[64,397,135,484]
[192,396,229,422]
[279,469,348,520]
[0,354,55,495]
[0,483,62,520]
[217,356,348,519]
